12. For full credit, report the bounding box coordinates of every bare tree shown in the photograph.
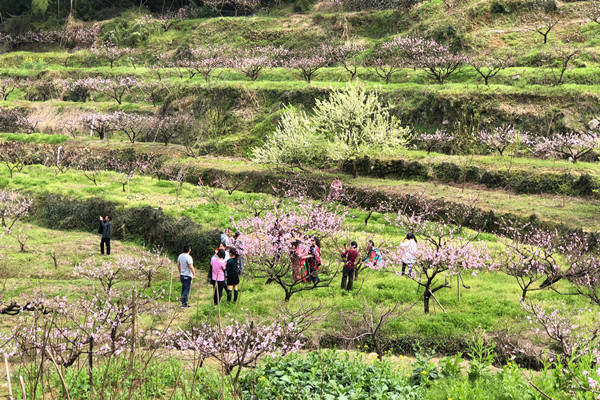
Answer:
[544,46,580,85]
[0,142,27,178]
[534,12,561,44]
[341,298,413,360]
[469,55,511,85]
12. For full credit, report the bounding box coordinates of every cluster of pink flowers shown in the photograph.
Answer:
[501,226,562,300]
[415,130,455,153]
[0,24,100,50]
[529,130,600,163]
[0,190,32,233]
[90,45,136,68]
[478,124,522,156]
[171,319,302,372]
[235,197,344,261]
[74,257,137,292]
[382,37,467,83]
[522,302,599,361]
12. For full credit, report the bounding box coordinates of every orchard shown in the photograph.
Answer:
[1,0,600,398]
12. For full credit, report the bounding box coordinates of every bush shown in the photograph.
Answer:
[254,86,409,174]
[342,156,599,198]
[24,80,58,101]
[99,12,157,46]
[432,162,461,182]
[337,0,420,11]
[33,193,219,261]
[490,0,509,14]
[240,350,421,400]
[0,108,27,132]
[293,0,316,12]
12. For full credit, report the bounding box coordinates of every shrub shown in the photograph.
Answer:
[0,108,27,132]
[490,0,509,14]
[240,350,421,400]
[24,80,58,101]
[294,0,316,12]
[432,162,461,182]
[33,193,219,260]
[253,86,409,176]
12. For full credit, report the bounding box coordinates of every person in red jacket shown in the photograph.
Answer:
[341,241,358,291]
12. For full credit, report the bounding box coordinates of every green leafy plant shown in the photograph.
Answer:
[467,333,496,382]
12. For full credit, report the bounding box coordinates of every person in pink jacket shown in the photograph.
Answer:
[211,249,227,305]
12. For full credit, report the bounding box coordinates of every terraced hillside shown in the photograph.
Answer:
[1,0,600,398]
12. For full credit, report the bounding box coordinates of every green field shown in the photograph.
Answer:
[1,0,600,398]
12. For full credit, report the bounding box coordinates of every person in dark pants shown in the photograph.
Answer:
[307,236,321,285]
[226,248,240,302]
[177,246,196,308]
[341,241,358,291]
[211,249,227,305]
[98,216,112,255]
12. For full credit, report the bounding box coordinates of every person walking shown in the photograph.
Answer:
[341,241,358,291]
[211,249,227,305]
[98,216,112,255]
[400,233,418,276]
[226,248,240,302]
[177,246,195,308]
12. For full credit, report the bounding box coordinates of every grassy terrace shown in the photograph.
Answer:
[1,0,600,396]
[1,164,593,346]
[2,135,595,231]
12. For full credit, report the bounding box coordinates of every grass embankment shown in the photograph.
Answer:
[2,134,596,231]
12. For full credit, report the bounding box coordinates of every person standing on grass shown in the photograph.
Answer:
[364,240,381,268]
[307,236,321,285]
[233,231,245,275]
[341,241,358,291]
[221,228,232,248]
[291,239,311,282]
[98,216,112,255]
[177,246,195,308]
[211,249,227,305]
[226,248,240,302]
[400,232,418,276]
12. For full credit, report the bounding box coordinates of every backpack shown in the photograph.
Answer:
[207,260,213,283]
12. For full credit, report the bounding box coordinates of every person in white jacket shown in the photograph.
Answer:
[400,232,418,276]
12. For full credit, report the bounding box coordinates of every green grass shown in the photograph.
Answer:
[0,163,595,345]
[0,132,68,144]
[2,156,597,234]
[0,219,592,351]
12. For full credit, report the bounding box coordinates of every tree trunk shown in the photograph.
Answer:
[88,338,94,400]
[423,288,431,314]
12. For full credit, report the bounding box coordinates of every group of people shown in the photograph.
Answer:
[96,216,418,307]
[209,228,245,305]
[291,233,418,292]
[175,231,418,307]
[175,228,245,308]
[291,236,322,284]
[340,234,417,291]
